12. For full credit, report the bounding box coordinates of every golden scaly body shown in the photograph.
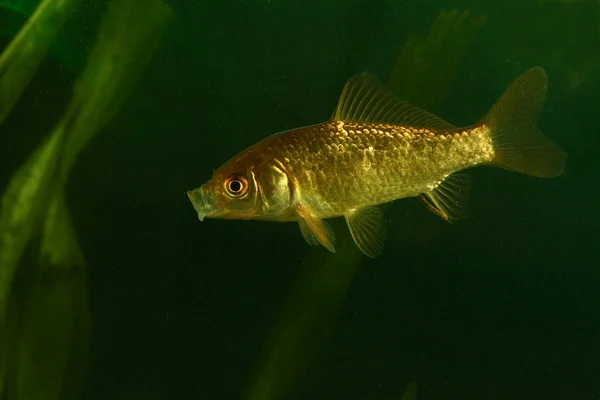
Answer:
[263,121,493,219]
[187,67,566,258]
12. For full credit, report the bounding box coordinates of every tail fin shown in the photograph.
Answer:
[481,66,566,178]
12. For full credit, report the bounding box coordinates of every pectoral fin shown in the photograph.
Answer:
[298,219,319,247]
[344,206,387,258]
[419,172,470,221]
[297,204,336,253]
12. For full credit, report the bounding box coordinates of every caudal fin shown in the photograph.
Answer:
[481,66,566,178]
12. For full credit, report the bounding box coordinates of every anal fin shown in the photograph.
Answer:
[344,206,387,259]
[419,173,470,221]
[297,204,336,253]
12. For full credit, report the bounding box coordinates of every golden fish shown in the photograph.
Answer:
[187,67,566,258]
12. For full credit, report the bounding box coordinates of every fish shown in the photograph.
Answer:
[187,67,566,258]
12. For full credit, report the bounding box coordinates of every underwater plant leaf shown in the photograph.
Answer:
[0,0,172,398]
[244,220,359,400]
[388,9,485,111]
[0,128,65,398]
[40,192,85,269]
[0,0,46,16]
[0,0,81,125]
[0,0,172,332]
[400,382,418,400]
[0,128,65,323]
[58,0,173,175]
[12,266,90,400]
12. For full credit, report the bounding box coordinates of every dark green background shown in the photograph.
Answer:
[1,0,599,398]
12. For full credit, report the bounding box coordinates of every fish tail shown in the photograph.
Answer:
[481,66,566,178]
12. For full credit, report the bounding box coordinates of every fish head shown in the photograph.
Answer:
[187,150,293,222]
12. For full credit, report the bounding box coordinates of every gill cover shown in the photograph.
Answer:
[253,159,292,218]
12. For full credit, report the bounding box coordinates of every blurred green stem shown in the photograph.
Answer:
[0,0,80,125]
[388,9,485,111]
[245,224,358,399]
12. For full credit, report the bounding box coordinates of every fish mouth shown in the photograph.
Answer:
[187,187,218,221]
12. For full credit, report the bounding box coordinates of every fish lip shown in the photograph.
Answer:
[187,187,217,221]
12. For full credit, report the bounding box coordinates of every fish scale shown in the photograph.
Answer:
[267,121,492,218]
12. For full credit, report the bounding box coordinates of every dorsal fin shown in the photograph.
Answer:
[331,72,456,131]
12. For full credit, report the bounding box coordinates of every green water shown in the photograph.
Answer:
[0,0,598,399]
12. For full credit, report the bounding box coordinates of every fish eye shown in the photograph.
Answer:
[229,180,242,192]
[224,175,248,198]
